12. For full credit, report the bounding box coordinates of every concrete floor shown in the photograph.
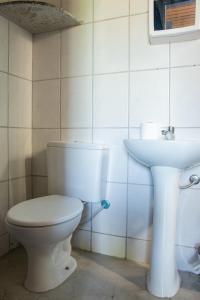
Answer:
[0,248,199,300]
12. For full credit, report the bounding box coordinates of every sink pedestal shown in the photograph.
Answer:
[147,166,181,298]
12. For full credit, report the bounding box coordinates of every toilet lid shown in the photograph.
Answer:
[7,195,84,227]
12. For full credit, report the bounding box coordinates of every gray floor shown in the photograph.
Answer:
[0,248,199,300]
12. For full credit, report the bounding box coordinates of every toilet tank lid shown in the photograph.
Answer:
[47,141,108,150]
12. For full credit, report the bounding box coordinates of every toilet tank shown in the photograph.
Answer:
[47,142,108,203]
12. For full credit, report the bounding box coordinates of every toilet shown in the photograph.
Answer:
[6,142,108,293]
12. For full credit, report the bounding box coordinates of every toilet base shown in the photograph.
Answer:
[24,236,77,293]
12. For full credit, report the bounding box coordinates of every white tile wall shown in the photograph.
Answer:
[171,67,200,127]
[92,182,127,237]
[130,14,169,70]
[9,76,32,128]
[61,24,92,77]
[128,184,153,240]
[0,234,9,257]
[61,129,92,143]
[93,73,129,128]
[177,189,200,247]
[0,182,8,236]
[0,73,8,126]
[9,23,32,80]
[93,129,128,183]
[9,177,32,207]
[62,0,93,23]
[33,32,60,80]
[33,80,60,128]
[130,0,148,15]
[72,229,91,251]
[130,69,169,127]
[127,238,151,264]
[32,129,60,176]
[0,17,8,72]
[94,0,129,21]
[171,40,200,67]
[61,76,92,128]
[0,128,8,182]
[94,17,129,74]
[128,157,152,185]
[92,232,126,258]
[32,176,48,198]
[9,129,32,179]
[31,1,200,270]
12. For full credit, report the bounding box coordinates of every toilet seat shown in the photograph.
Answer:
[7,195,83,227]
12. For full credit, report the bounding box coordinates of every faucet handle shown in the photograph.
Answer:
[168,126,175,134]
[161,126,175,136]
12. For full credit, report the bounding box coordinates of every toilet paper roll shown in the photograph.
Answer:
[140,122,161,140]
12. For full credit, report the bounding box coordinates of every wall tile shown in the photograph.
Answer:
[176,245,196,272]
[92,183,127,237]
[0,128,8,182]
[33,31,60,80]
[32,129,60,176]
[61,76,92,128]
[130,69,169,127]
[93,128,128,183]
[175,128,200,141]
[94,0,129,21]
[61,24,92,77]
[177,189,200,247]
[130,0,149,15]
[33,79,60,128]
[72,229,91,251]
[93,73,129,128]
[127,238,151,264]
[130,14,169,70]
[0,72,8,127]
[32,176,48,198]
[9,129,32,179]
[9,23,32,80]
[62,0,93,23]
[128,184,153,240]
[61,128,92,142]
[180,161,200,190]
[0,17,8,72]
[0,182,8,236]
[0,234,9,257]
[92,232,126,258]
[9,76,32,128]
[9,177,32,207]
[171,67,200,127]
[171,39,200,67]
[94,17,129,74]
[128,156,152,185]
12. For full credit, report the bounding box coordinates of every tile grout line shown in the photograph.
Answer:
[125,0,132,260]
[31,34,34,197]
[90,0,95,253]
[59,30,62,141]
[7,20,11,249]
[30,63,200,83]
[169,42,172,125]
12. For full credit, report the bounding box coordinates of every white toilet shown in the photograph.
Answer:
[6,142,108,293]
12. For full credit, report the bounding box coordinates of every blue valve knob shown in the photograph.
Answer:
[101,200,110,209]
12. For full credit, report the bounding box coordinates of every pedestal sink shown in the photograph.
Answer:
[124,139,200,298]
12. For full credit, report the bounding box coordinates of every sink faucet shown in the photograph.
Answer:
[161,126,175,140]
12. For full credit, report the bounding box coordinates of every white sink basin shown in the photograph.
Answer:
[124,139,200,169]
[124,138,200,298]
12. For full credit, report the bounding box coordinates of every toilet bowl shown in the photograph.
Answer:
[6,195,83,292]
[6,141,108,292]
